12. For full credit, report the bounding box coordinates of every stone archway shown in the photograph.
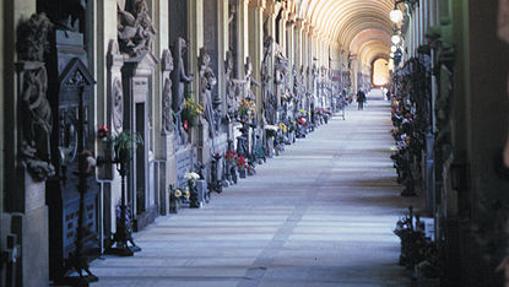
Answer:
[371,57,390,87]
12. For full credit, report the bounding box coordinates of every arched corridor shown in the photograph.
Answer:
[1,0,509,286]
[91,94,415,287]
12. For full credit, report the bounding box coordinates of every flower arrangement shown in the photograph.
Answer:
[278,123,288,133]
[174,188,183,198]
[236,155,247,170]
[225,150,237,162]
[97,124,110,139]
[238,98,256,118]
[183,97,204,129]
[265,125,279,132]
[184,171,201,181]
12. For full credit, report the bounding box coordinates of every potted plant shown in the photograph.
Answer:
[184,171,201,208]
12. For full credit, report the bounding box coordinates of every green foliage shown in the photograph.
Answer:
[111,131,143,162]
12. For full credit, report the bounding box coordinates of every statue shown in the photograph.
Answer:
[16,13,56,181]
[244,57,259,101]
[199,48,218,138]
[161,49,174,135]
[225,51,238,118]
[112,78,124,133]
[117,0,156,57]
[261,36,274,125]
[171,38,194,145]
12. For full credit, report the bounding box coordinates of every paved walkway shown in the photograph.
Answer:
[91,93,414,287]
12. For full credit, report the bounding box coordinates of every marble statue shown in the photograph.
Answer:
[225,50,238,118]
[162,49,174,135]
[244,57,258,101]
[261,36,274,124]
[171,38,194,145]
[199,48,218,138]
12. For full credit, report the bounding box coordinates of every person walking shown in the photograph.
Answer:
[356,89,366,110]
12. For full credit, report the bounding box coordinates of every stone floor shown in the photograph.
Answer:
[91,92,417,287]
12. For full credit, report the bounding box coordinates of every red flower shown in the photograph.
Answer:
[225,150,237,161]
[97,124,110,138]
[236,156,247,168]
[183,119,189,131]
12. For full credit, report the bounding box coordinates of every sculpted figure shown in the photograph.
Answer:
[171,38,194,145]
[244,57,258,100]
[225,51,238,117]
[261,36,274,124]
[199,48,218,138]
[16,13,55,181]
[117,0,155,57]
[161,49,174,135]
[112,78,124,133]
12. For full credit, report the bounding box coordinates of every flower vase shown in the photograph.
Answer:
[189,181,201,208]
[238,168,246,178]
[169,193,180,214]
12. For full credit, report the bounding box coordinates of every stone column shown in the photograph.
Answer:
[278,7,288,56]
[302,22,310,88]
[350,54,359,96]
[286,16,295,91]
[248,0,265,123]
[294,18,304,68]
[232,0,250,79]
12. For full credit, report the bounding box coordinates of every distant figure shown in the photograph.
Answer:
[356,89,367,110]
[339,89,348,120]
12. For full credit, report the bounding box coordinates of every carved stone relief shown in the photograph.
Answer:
[16,13,56,181]
[117,0,156,57]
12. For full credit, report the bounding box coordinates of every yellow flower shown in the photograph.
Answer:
[183,189,191,200]
[279,123,288,133]
[174,189,183,198]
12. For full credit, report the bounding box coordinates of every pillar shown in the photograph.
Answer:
[248,0,265,122]
[286,15,295,91]
[232,0,249,78]
[294,18,304,68]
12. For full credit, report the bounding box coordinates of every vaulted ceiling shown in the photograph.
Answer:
[292,0,393,66]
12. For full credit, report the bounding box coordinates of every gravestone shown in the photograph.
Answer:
[44,29,98,283]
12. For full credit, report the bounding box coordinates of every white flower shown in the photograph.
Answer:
[265,125,279,132]
[184,172,200,181]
